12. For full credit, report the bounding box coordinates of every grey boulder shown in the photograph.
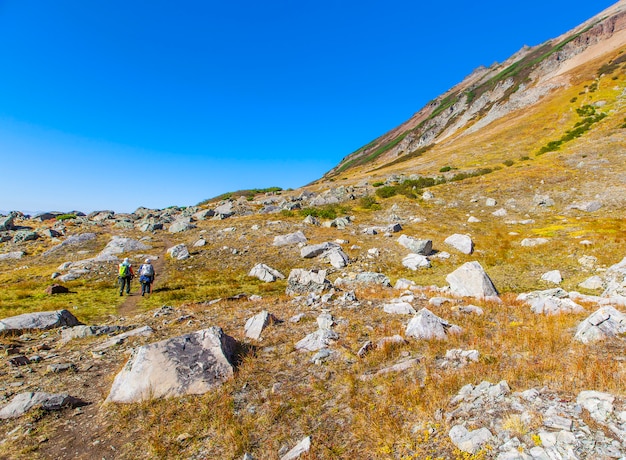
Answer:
[574,306,626,344]
[106,327,237,403]
[397,235,433,255]
[286,269,332,296]
[406,308,462,340]
[249,263,285,282]
[446,261,499,299]
[0,309,82,334]
[0,392,86,419]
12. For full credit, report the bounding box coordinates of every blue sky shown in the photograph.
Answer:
[0,0,617,213]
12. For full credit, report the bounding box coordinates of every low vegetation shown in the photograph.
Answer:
[198,187,283,205]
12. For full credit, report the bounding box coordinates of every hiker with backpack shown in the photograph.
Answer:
[138,258,155,296]
[118,258,134,296]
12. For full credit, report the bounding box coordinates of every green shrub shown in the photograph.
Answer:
[372,181,385,187]
[280,210,294,217]
[449,168,493,182]
[375,186,398,199]
[538,105,606,155]
[359,195,380,210]
[439,166,452,172]
[519,156,530,161]
[503,159,514,167]
[56,214,77,221]
[299,204,349,220]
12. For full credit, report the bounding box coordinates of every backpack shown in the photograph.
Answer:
[140,264,154,277]
[119,263,130,277]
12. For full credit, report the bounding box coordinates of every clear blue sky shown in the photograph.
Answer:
[0,0,617,213]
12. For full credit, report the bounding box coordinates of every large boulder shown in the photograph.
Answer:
[406,308,462,340]
[0,214,15,231]
[168,218,195,233]
[214,201,234,219]
[167,244,190,260]
[106,327,237,403]
[286,269,332,296]
[0,392,86,419]
[0,310,82,334]
[397,235,433,255]
[602,257,626,298]
[574,306,626,344]
[325,247,350,269]
[44,284,69,295]
[249,263,285,282]
[273,231,307,247]
[402,253,431,270]
[300,242,339,259]
[446,261,499,299]
[99,236,150,257]
[295,329,339,352]
[444,234,474,255]
[244,311,277,340]
[517,288,584,315]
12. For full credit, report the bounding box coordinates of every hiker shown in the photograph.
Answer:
[118,257,134,296]
[138,258,155,296]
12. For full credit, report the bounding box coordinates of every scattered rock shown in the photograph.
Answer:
[406,308,462,340]
[402,253,431,270]
[541,270,562,284]
[280,436,311,460]
[44,284,69,295]
[167,244,190,260]
[520,237,549,247]
[446,261,499,299]
[286,269,332,296]
[273,231,307,247]
[248,264,285,282]
[444,234,474,254]
[397,235,433,255]
[244,311,277,340]
[574,306,626,343]
[449,424,493,454]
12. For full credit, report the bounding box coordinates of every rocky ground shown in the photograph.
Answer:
[0,181,626,459]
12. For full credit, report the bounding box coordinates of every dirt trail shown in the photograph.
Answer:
[117,241,169,316]
[39,242,173,460]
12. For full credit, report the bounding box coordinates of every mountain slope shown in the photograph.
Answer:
[324,0,626,179]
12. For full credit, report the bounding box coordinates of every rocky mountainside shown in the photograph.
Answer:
[324,0,626,179]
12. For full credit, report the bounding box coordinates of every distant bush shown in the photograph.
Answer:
[359,195,380,210]
[375,186,398,199]
[503,159,514,167]
[280,210,294,217]
[374,177,441,200]
[519,156,530,161]
[449,168,493,182]
[197,187,282,206]
[372,181,385,187]
[570,97,577,103]
[439,166,452,172]
[56,214,76,221]
[299,204,349,220]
